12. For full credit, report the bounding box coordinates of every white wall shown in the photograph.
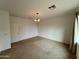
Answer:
[10,16,38,43]
[10,13,75,44]
[38,13,75,44]
[0,10,11,52]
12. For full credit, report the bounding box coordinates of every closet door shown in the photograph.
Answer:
[0,11,11,52]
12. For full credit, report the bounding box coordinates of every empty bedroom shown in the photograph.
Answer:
[0,0,79,59]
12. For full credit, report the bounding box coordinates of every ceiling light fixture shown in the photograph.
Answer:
[34,13,40,22]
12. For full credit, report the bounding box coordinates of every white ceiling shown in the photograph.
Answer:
[0,0,79,19]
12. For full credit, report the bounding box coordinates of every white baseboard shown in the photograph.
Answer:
[11,36,38,44]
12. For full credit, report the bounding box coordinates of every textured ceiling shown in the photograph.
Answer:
[0,0,79,19]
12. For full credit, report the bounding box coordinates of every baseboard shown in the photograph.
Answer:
[38,36,69,46]
[11,36,69,46]
[11,36,38,45]
[0,48,11,54]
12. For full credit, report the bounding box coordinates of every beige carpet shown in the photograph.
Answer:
[0,36,76,59]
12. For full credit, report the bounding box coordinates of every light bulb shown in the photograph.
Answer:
[37,19,40,22]
[34,18,40,22]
